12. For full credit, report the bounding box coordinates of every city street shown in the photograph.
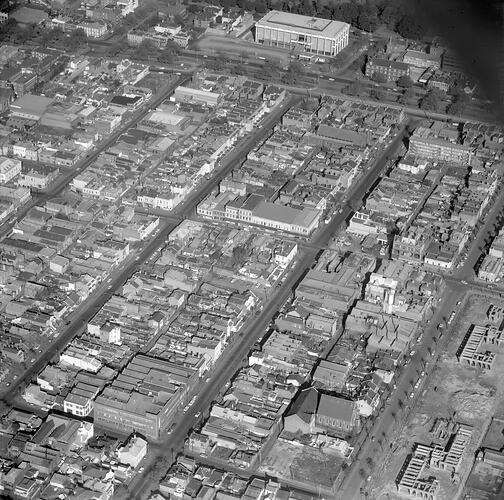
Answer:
[338,173,504,499]
[126,114,411,499]
[0,74,191,241]
[0,89,299,405]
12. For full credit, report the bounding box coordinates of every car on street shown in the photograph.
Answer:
[195,412,201,419]
[409,392,415,399]
[461,280,468,285]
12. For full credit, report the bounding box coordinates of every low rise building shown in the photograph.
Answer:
[117,434,147,467]
[0,156,21,184]
[77,21,108,38]
[457,324,503,370]
[403,50,441,69]
[396,445,440,499]
[365,58,410,82]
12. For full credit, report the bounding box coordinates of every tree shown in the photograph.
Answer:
[334,3,360,24]
[281,60,303,85]
[396,15,427,40]
[343,81,365,96]
[369,88,386,101]
[371,72,388,84]
[447,101,464,116]
[447,89,470,116]
[158,48,175,64]
[420,89,443,112]
[113,25,128,37]
[399,87,416,105]
[357,13,378,33]
[397,75,413,88]
[379,5,402,28]
[133,39,159,61]
[232,245,247,266]
[67,28,87,50]
[123,12,140,26]
[261,58,280,80]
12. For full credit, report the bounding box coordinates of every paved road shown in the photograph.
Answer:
[0,87,295,404]
[126,114,410,500]
[0,76,193,400]
[177,51,496,124]
[0,74,191,241]
[338,173,504,499]
[0,219,180,404]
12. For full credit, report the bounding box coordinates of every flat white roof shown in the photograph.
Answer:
[256,10,349,38]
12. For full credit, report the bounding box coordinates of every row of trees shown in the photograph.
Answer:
[192,0,430,39]
[0,20,89,51]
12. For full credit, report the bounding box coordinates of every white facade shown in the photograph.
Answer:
[0,157,21,184]
[255,11,349,57]
[117,435,148,467]
[77,22,108,38]
[64,394,93,417]
[117,0,138,16]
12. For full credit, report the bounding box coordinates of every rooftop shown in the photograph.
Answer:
[11,94,53,118]
[256,10,349,38]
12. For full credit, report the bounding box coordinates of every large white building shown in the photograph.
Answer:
[255,10,349,57]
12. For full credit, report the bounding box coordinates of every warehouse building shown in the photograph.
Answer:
[93,354,200,439]
[255,10,349,57]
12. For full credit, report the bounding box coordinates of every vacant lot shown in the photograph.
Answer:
[367,292,504,500]
[259,438,343,488]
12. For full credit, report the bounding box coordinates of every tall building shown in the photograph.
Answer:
[255,10,349,57]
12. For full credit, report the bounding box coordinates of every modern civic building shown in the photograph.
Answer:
[255,10,349,57]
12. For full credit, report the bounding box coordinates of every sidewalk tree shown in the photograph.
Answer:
[67,28,87,51]
[397,75,413,88]
[133,39,158,61]
[370,88,386,101]
[396,14,427,40]
[371,72,387,84]
[262,59,279,79]
[281,60,303,85]
[420,88,444,112]
[343,81,365,96]
[158,48,175,64]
